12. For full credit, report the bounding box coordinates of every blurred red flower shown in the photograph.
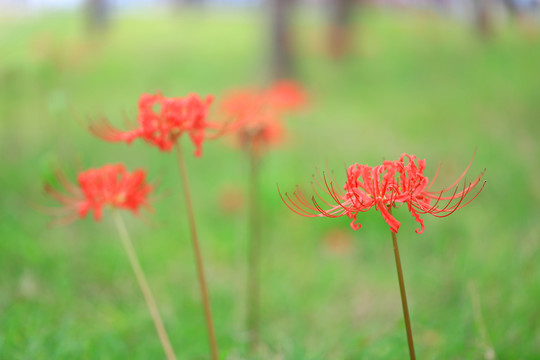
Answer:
[220,80,307,153]
[90,92,216,156]
[265,80,307,111]
[280,153,485,234]
[45,164,152,222]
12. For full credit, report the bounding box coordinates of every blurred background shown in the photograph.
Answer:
[1,0,539,358]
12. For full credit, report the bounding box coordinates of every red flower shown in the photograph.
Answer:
[90,92,216,156]
[45,164,152,222]
[265,80,307,111]
[220,80,306,153]
[395,153,485,234]
[279,153,485,234]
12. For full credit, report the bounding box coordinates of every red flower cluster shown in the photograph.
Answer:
[90,93,216,156]
[45,164,152,222]
[220,80,306,152]
[280,153,485,234]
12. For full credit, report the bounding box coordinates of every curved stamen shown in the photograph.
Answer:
[277,185,318,217]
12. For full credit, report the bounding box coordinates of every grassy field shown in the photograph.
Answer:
[1,6,539,359]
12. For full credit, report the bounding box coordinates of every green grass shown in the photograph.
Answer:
[1,7,539,359]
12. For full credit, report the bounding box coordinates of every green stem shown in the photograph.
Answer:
[246,146,261,351]
[175,142,219,360]
[113,211,177,360]
[388,207,416,360]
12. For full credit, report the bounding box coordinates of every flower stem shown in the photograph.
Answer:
[246,146,261,351]
[388,207,416,360]
[175,142,219,360]
[112,211,177,360]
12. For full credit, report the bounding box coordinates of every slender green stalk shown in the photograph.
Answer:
[112,211,177,360]
[388,207,416,360]
[175,142,219,360]
[246,146,261,351]
[468,282,496,358]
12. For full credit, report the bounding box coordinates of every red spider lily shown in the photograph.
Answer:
[45,164,152,222]
[89,92,216,156]
[220,80,306,152]
[279,153,485,234]
[265,80,307,111]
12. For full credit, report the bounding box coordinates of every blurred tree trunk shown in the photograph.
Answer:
[501,0,519,17]
[269,0,295,81]
[86,0,109,32]
[171,0,205,9]
[328,0,356,59]
[472,0,493,39]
